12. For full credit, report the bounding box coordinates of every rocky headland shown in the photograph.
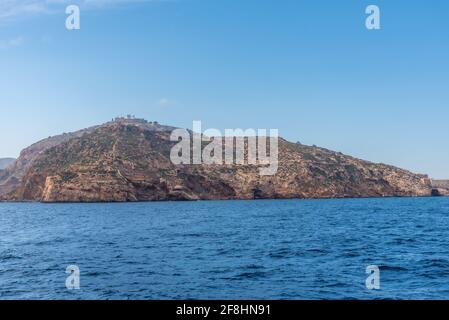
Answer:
[0,118,438,202]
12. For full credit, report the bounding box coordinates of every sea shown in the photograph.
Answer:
[1,197,449,300]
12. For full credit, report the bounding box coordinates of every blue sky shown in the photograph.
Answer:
[0,0,448,178]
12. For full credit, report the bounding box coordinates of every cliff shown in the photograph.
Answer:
[431,180,449,196]
[0,125,98,197]
[0,119,433,202]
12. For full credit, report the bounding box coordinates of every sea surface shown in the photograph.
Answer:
[1,197,449,300]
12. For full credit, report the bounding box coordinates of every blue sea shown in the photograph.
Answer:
[1,197,449,300]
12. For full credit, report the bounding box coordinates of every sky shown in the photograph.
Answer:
[0,0,448,178]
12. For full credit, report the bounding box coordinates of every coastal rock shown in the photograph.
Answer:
[0,119,434,202]
[431,180,449,196]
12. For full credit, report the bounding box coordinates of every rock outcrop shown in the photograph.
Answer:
[431,180,449,196]
[0,119,434,202]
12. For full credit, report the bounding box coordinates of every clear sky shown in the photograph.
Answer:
[0,0,448,178]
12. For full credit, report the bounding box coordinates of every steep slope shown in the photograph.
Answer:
[1,119,433,202]
[0,126,98,196]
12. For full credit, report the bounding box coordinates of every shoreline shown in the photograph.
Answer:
[0,194,445,205]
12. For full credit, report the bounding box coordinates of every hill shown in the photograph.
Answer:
[0,118,433,202]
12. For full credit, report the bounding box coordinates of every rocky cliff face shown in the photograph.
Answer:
[431,180,449,196]
[0,126,98,197]
[0,119,433,202]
